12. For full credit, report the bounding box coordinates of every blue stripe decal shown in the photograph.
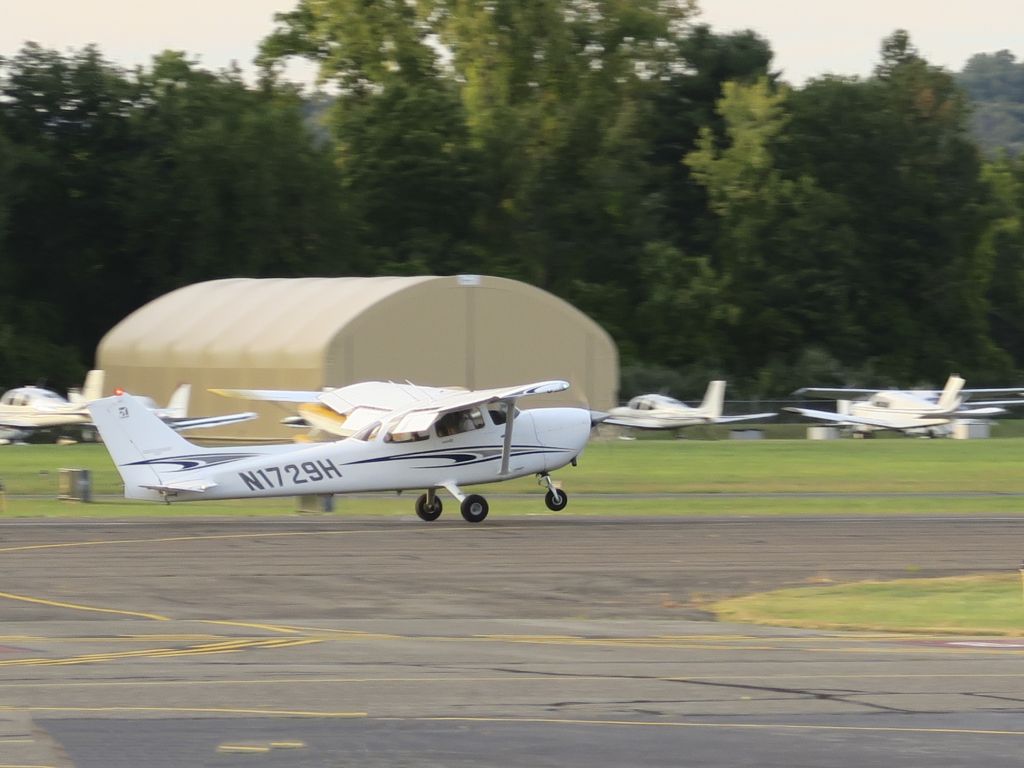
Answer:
[122,453,260,472]
[342,444,571,470]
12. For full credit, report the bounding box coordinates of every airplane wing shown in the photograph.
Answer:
[210,388,324,403]
[948,407,1007,417]
[603,415,686,429]
[164,412,259,431]
[604,411,776,430]
[791,387,879,399]
[783,407,946,431]
[0,417,44,429]
[713,412,778,424]
[386,381,570,435]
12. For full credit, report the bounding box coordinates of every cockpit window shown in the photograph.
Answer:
[436,407,485,437]
[386,430,430,443]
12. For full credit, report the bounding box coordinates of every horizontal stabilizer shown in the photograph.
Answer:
[141,479,218,493]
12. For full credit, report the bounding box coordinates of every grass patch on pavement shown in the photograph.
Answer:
[714,574,1024,635]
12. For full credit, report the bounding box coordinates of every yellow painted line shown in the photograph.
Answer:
[0,530,352,554]
[0,524,527,557]
[3,670,1024,691]
[217,745,270,753]
[408,715,1024,737]
[0,591,170,621]
[0,637,321,668]
[271,741,306,748]
[0,706,365,718]
[266,624,401,640]
[198,619,300,636]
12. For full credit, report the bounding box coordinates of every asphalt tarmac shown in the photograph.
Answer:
[1,514,1023,767]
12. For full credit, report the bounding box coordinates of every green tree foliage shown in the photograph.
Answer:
[957,50,1024,156]
[3,13,1024,397]
[779,32,1005,381]
[0,44,346,389]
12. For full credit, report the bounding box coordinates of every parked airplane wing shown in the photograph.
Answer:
[783,407,944,431]
[0,416,41,429]
[602,415,685,429]
[165,412,259,431]
[713,412,778,424]
[791,387,880,398]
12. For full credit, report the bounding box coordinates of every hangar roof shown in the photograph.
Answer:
[98,276,438,369]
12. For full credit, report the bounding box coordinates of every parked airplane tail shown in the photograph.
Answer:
[937,374,966,412]
[68,369,105,405]
[165,384,191,419]
[700,380,726,419]
[88,394,198,498]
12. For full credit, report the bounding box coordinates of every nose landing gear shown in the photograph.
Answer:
[539,473,569,511]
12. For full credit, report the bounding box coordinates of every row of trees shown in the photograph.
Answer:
[2,1,1023,397]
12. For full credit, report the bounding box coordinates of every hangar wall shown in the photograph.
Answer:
[97,275,618,439]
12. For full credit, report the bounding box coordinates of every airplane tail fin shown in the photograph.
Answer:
[69,369,105,405]
[88,394,198,499]
[699,380,726,419]
[164,384,191,419]
[937,374,965,412]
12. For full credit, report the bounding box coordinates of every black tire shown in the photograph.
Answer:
[460,494,489,523]
[544,488,568,511]
[415,493,443,521]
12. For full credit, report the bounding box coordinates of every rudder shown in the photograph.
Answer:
[700,380,726,419]
[88,394,197,499]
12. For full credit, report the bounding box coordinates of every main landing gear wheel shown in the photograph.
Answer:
[415,493,443,521]
[460,494,489,523]
[545,488,568,511]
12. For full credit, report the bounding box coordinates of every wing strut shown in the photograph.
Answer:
[499,398,518,476]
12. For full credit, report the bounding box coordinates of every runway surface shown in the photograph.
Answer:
[0,515,1023,767]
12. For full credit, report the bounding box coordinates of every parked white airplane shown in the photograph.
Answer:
[786,374,1024,436]
[88,380,601,523]
[0,372,255,443]
[605,381,775,431]
[0,370,105,441]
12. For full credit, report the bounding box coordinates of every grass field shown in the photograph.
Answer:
[714,574,1024,635]
[2,437,1024,517]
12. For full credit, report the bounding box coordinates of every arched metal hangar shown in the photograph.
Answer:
[96,275,618,438]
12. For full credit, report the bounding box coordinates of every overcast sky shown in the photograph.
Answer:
[1,1,1021,86]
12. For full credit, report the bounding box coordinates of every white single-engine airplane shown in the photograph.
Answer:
[0,370,105,441]
[88,380,601,523]
[604,381,775,431]
[786,374,1024,436]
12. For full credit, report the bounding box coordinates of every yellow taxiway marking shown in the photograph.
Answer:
[0,530,353,554]
[197,619,300,636]
[405,715,1024,737]
[217,745,270,753]
[4,668,1024,692]
[0,591,169,622]
[0,638,321,668]
[0,706,365,718]
[271,741,306,748]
